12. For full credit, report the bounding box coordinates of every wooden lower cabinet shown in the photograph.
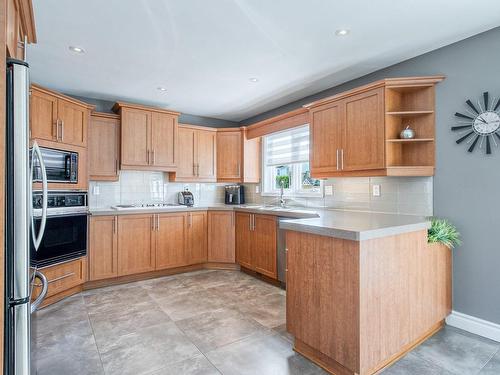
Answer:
[187,211,208,264]
[117,214,155,276]
[235,212,277,279]
[286,230,451,375]
[89,216,118,280]
[208,211,235,263]
[156,212,187,269]
[90,212,210,279]
[252,214,277,278]
[32,258,87,304]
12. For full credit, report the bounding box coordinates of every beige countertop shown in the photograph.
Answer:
[89,205,430,241]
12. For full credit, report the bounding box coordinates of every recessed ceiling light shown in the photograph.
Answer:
[69,46,85,54]
[249,77,259,83]
[335,29,350,36]
[157,87,167,92]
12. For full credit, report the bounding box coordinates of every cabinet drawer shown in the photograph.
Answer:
[33,258,86,299]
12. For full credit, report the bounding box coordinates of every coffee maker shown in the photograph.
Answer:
[225,185,245,205]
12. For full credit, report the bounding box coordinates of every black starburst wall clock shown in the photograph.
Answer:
[452,92,500,154]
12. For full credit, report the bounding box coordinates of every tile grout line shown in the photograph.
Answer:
[83,293,110,375]
[475,346,500,375]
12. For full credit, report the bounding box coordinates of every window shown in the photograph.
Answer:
[262,125,322,196]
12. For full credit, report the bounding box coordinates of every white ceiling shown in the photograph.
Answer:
[28,0,500,122]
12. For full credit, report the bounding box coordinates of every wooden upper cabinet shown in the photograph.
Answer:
[7,0,36,60]
[117,214,155,276]
[89,113,120,181]
[196,130,217,181]
[151,112,177,169]
[113,102,179,171]
[208,211,235,263]
[343,88,385,171]
[89,216,118,281]
[156,213,187,270]
[30,88,58,142]
[217,130,242,182]
[120,108,150,167]
[310,101,344,176]
[186,211,208,264]
[306,76,444,177]
[170,125,216,182]
[175,127,197,179]
[58,99,88,147]
[243,129,261,183]
[30,85,91,148]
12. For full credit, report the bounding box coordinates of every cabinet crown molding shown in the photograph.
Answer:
[112,101,180,116]
[30,84,95,110]
[304,75,446,109]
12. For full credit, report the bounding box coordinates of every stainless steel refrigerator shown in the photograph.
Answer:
[5,59,49,374]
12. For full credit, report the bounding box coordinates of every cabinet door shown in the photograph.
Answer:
[175,127,197,179]
[121,108,151,167]
[156,213,187,269]
[310,101,344,177]
[253,214,277,279]
[217,131,242,181]
[343,88,385,171]
[243,134,261,183]
[187,211,208,264]
[117,215,154,275]
[30,89,58,142]
[57,99,88,147]
[235,212,253,269]
[208,211,235,263]
[89,115,119,180]
[89,216,118,280]
[151,112,177,170]
[196,130,217,181]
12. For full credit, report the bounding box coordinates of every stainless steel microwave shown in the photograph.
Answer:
[31,146,78,183]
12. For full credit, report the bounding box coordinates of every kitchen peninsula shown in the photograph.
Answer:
[281,213,451,375]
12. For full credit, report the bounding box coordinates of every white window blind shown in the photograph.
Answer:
[264,125,309,166]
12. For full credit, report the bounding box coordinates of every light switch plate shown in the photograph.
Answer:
[325,185,333,196]
[255,185,260,193]
[372,184,381,197]
[93,185,100,195]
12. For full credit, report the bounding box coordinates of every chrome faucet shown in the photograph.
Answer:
[279,180,286,208]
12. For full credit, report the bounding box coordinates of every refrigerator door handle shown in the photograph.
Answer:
[30,270,48,314]
[30,141,48,250]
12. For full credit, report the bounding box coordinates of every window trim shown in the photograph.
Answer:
[261,126,323,198]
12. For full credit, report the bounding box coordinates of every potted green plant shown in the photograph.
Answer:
[428,218,461,249]
[276,175,290,189]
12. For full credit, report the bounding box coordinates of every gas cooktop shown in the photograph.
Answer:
[111,203,188,210]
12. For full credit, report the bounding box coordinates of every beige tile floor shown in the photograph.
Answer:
[33,269,500,375]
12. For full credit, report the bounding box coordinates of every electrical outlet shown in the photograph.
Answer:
[325,185,333,196]
[93,185,100,195]
[372,184,381,197]
[255,185,260,194]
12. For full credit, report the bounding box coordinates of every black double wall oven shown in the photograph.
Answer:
[31,191,88,268]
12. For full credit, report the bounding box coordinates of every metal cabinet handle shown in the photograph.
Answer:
[36,272,75,285]
[31,270,48,314]
[53,120,59,141]
[60,120,64,141]
[336,149,339,170]
[115,159,118,174]
[341,149,344,170]
[30,142,48,251]
[113,216,117,233]
[147,150,150,165]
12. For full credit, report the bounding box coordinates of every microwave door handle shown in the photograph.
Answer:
[30,141,48,251]
[30,270,48,313]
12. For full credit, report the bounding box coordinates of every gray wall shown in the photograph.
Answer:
[68,95,239,128]
[242,27,500,324]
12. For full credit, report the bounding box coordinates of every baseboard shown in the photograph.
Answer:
[446,311,500,343]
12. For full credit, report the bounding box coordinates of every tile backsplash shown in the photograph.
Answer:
[88,171,227,208]
[244,176,433,216]
[89,172,433,216]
